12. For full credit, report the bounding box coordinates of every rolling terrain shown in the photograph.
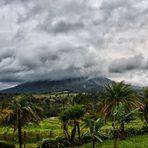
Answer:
[0,76,112,94]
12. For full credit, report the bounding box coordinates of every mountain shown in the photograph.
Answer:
[0,77,113,94]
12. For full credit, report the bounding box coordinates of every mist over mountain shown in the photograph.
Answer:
[0,76,112,94]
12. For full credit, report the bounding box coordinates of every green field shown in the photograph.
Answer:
[0,117,146,148]
[14,134,148,148]
[77,134,148,148]
[0,118,63,144]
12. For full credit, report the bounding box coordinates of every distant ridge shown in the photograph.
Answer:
[0,76,113,94]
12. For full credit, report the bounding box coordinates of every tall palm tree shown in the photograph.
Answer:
[100,81,143,121]
[0,95,42,148]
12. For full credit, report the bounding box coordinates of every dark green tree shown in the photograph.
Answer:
[59,104,85,147]
[0,95,42,148]
[112,102,139,148]
[142,87,148,122]
[83,115,105,148]
[100,81,143,121]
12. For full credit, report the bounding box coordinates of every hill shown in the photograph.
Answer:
[0,77,112,94]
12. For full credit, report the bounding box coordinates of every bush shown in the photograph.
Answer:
[0,141,15,148]
[38,139,58,148]
[56,136,69,147]
[81,134,92,144]
[37,137,70,148]
[142,123,148,133]
[125,124,148,137]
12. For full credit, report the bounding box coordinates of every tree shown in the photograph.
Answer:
[112,102,139,148]
[0,108,14,124]
[59,104,85,147]
[0,95,42,148]
[141,87,148,122]
[100,81,143,121]
[82,115,105,148]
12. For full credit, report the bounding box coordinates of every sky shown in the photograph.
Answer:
[0,0,148,90]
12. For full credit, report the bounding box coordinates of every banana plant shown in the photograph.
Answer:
[83,115,106,148]
[113,102,139,148]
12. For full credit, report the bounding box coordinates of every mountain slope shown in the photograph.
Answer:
[0,77,112,94]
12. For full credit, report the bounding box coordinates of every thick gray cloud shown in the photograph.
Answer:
[109,55,148,73]
[0,0,148,89]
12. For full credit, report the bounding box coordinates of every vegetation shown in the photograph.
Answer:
[100,81,143,121]
[0,81,147,148]
[141,87,148,122]
[77,133,148,148]
[82,116,105,148]
[59,104,85,147]
[0,96,42,148]
[112,102,139,148]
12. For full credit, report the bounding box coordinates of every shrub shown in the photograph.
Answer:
[37,137,70,148]
[37,139,58,148]
[0,141,15,148]
[142,123,148,133]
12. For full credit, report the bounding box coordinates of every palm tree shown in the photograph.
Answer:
[141,87,148,122]
[0,95,42,148]
[59,104,85,147]
[100,81,143,121]
[0,108,14,124]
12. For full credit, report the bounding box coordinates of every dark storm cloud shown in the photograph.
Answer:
[40,20,84,34]
[109,55,148,73]
[0,48,14,60]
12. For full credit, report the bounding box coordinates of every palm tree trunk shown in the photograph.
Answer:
[71,122,77,146]
[144,104,148,122]
[18,109,22,148]
[113,138,118,148]
[24,131,26,148]
[63,122,70,141]
[92,137,95,148]
[113,128,118,148]
[120,122,125,139]
[76,122,81,144]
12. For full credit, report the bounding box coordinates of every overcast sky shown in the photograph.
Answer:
[0,0,148,90]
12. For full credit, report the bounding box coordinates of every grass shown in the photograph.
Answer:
[101,118,144,133]
[16,144,37,148]
[0,117,63,144]
[77,134,148,148]
[33,92,76,99]
[0,117,63,133]
[14,133,148,148]
[24,117,62,133]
